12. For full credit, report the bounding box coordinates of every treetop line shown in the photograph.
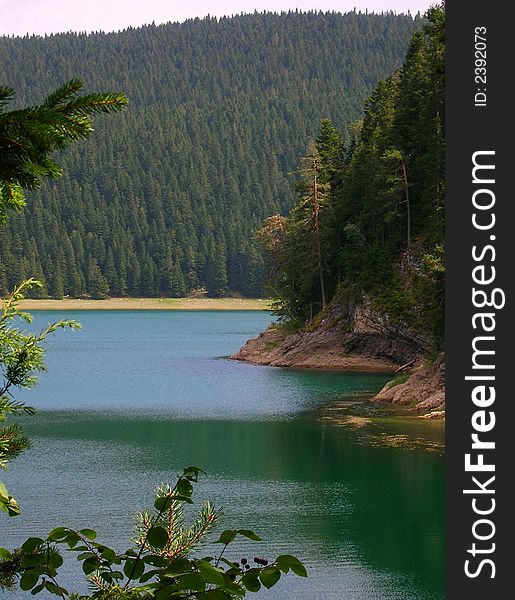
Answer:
[0,11,421,299]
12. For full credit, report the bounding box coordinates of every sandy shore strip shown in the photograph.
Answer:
[17,297,272,311]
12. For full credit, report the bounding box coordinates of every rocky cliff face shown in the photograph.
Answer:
[371,356,445,414]
[231,299,445,415]
[233,300,424,368]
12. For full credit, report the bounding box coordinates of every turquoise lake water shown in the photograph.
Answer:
[1,310,444,599]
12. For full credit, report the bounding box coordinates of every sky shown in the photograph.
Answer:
[1,1,433,37]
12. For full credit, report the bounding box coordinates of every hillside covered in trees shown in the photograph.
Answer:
[257,5,444,351]
[0,11,423,298]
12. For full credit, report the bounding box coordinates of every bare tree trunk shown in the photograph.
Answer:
[401,159,411,248]
[313,156,327,309]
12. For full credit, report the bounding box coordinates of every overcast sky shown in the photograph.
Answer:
[1,1,432,37]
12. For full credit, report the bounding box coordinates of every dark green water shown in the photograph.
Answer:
[1,310,444,599]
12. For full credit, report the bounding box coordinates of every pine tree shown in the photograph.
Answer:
[87,258,109,299]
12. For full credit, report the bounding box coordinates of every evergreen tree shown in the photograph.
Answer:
[87,258,109,299]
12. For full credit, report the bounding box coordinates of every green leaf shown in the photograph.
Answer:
[165,558,192,575]
[7,502,21,517]
[219,558,239,569]
[97,545,118,562]
[64,532,81,548]
[236,529,261,541]
[0,547,11,559]
[21,538,44,553]
[124,557,145,580]
[20,570,40,591]
[47,552,64,569]
[197,591,231,599]
[47,527,69,542]
[154,583,182,600]
[82,556,101,575]
[21,554,46,569]
[76,551,96,561]
[143,554,168,567]
[182,466,204,481]
[147,525,169,549]
[220,580,245,596]
[176,572,206,591]
[215,529,236,544]
[171,494,194,504]
[110,570,124,580]
[177,478,193,497]
[276,555,307,577]
[197,560,225,585]
[43,581,67,596]
[215,529,260,544]
[154,495,173,512]
[79,528,97,540]
[3,498,21,517]
[139,568,160,583]
[156,494,193,507]
[259,566,281,588]
[30,582,45,595]
[289,558,308,577]
[242,571,261,592]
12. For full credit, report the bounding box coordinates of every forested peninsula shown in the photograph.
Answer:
[233,6,445,415]
[0,11,421,299]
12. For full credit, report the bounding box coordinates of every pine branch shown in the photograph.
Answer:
[43,79,84,108]
[0,423,30,467]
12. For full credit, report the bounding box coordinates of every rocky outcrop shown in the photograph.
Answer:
[232,325,400,371]
[372,356,445,413]
[231,298,445,415]
[232,301,422,371]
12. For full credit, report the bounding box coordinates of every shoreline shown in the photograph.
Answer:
[230,323,401,372]
[17,297,272,311]
[232,354,398,373]
[230,322,445,418]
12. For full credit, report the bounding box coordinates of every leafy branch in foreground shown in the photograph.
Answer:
[0,279,80,515]
[0,79,128,221]
[0,466,307,598]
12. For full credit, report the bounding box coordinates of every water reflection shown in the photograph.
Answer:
[4,411,444,599]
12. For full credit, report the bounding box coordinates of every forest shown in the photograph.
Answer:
[0,11,422,298]
[259,5,444,349]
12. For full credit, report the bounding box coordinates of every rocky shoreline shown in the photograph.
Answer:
[231,324,400,371]
[231,302,445,417]
[371,357,445,416]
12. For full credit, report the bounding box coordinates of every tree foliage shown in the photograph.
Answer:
[0,467,306,598]
[0,280,79,515]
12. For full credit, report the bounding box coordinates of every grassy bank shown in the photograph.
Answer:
[17,297,272,311]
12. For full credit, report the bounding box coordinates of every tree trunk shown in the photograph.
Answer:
[401,159,411,248]
[313,156,327,309]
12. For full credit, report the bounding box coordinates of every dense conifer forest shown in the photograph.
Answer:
[0,11,422,298]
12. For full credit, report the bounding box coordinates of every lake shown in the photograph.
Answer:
[1,310,444,599]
